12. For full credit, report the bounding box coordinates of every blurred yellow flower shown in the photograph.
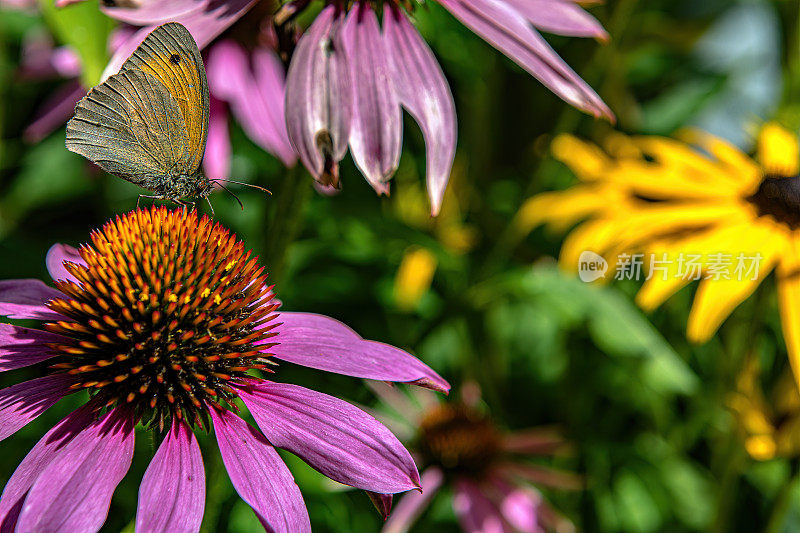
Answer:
[394,246,438,311]
[393,157,477,254]
[729,355,800,461]
[520,123,800,386]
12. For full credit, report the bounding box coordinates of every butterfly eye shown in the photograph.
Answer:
[170,54,181,65]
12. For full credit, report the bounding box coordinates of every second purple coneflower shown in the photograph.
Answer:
[369,382,580,532]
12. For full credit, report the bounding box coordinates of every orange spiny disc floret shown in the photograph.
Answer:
[44,207,279,428]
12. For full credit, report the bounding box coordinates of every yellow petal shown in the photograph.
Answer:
[394,247,437,311]
[512,186,611,237]
[559,219,625,275]
[777,233,800,388]
[758,122,799,177]
[608,161,740,200]
[686,224,783,343]
[551,134,610,181]
[678,128,761,190]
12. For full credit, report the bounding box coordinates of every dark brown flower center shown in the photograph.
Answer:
[44,207,278,429]
[417,403,501,477]
[747,174,800,229]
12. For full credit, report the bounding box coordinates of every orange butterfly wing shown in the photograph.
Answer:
[120,22,209,174]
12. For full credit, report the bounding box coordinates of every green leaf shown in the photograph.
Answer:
[487,265,699,395]
[37,0,114,87]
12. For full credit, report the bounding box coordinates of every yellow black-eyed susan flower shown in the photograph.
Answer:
[518,123,800,386]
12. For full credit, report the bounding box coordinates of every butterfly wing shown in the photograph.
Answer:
[120,22,209,174]
[66,68,190,185]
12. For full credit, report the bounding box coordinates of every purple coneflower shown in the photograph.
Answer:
[0,206,449,532]
[370,382,579,532]
[77,0,611,214]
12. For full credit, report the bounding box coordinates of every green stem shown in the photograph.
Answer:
[261,165,313,286]
[200,442,232,533]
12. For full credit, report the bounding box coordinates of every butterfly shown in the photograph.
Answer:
[66,23,224,207]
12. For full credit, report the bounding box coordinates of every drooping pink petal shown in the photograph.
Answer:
[46,243,85,284]
[204,97,232,181]
[269,312,450,393]
[501,427,566,455]
[23,80,85,143]
[383,467,444,533]
[383,7,456,215]
[341,2,401,194]
[0,405,96,533]
[210,408,311,533]
[15,408,135,533]
[0,279,65,321]
[496,461,583,489]
[437,0,612,120]
[453,478,511,533]
[100,0,212,25]
[239,380,420,494]
[251,47,297,166]
[487,478,541,533]
[367,491,393,521]
[136,418,205,533]
[0,324,66,372]
[206,41,296,166]
[285,4,352,186]
[102,0,257,79]
[504,0,608,40]
[0,374,74,441]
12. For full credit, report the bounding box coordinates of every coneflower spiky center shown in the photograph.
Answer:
[44,207,278,428]
[418,404,501,477]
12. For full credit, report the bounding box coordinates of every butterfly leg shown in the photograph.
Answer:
[137,194,162,209]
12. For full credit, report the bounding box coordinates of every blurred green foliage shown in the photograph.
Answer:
[3,0,800,532]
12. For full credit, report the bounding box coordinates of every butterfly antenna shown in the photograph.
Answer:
[212,178,272,195]
[214,182,244,210]
[204,195,215,216]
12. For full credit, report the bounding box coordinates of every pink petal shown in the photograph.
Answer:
[383,7,456,215]
[341,2,401,194]
[102,0,257,79]
[0,405,96,532]
[453,478,511,533]
[204,97,232,181]
[210,408,310,533]
[504,0,608,40]
[136,418,205,533]
[100,0,254,30]
[239,380,420,493]
[269,312,450,393]
[251,47,297,166]
[437,0,612,119]
[488,478,541,533]
[16,408,135,533]
[1,0,37,9]
[23,80,85,143]
[285,4,353,185]
[0,374,74,441]
[0,279,65,321]
[0,324,66,371]
[46,243,85,284]
[206,41,296,166]
[383,467,444,533]
[19,33,80,79]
